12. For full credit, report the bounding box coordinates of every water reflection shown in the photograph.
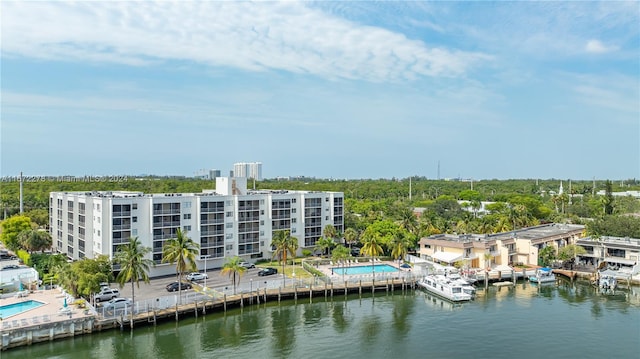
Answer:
[2,285,639,359]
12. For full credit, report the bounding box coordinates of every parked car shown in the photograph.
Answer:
[185,272,208,282]
[239,262,256,269]
[166,281,192,292]
[1,265,19,271]
[95,288,120,303]
[258,267,278,276]
[103,297,132,311]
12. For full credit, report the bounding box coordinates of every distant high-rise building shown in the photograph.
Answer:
[209,169,221,180]
[233,162,262,180]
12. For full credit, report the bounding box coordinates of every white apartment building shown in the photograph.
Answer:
[49,177,343,277]
[233,162,262,180]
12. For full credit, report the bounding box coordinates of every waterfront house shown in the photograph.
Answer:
[418,223,585,269]
[576,236,640,278]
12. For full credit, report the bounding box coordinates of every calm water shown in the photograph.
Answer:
[5,280,639,359]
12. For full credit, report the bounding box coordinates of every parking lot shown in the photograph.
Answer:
[112,266,287,303]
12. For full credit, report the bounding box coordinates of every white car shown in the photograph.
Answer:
[103,297,132,311]
[239,262,256,269]
[186,272,208,282]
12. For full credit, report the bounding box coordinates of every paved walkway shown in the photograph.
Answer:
[0,289,94,331]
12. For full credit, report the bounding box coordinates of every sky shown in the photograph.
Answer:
[1,1,638,181]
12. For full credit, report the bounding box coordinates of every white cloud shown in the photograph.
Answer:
[1,1,488,82]
[585,39,618,54]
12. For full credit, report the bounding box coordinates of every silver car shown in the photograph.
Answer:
[103,297,132,311]
[186,272,208,282]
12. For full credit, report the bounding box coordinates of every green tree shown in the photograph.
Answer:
[220,256,247,295]
[271,230,298,277]
[315,236,336,257]
[557,244,587,263]
[17,229,52,253]
[331,246,351,280]
[113,237,153,313]
[389,232,410,262]
[23,209,49,228]
[343,227,359,248]
[360,232,384,258]
[603,180,615,215]
[538,246,556,267]
[323,224,339,243]
[162,229,200,304]
[0,215,33,251]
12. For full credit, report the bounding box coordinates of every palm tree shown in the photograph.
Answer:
[323,224,338,243]
[343,228,359,249]
[360,232,384,258]
[390,232,410,263]
[220,256,247,294]
[331,246,351,280]
[271,230,298,279]
[314,236,336,257]
[113,237,153,317]
[162,229,200,304]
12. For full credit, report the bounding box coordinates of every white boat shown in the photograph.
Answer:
[598,270,618,291]
[529,268,556,284]
[417,275,473,302]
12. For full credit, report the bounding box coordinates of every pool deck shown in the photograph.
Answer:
[0,289,93,330]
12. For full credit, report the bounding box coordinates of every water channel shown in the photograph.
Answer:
[4,279,639,359]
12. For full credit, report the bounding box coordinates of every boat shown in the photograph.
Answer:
[598,270,618,291]
[529,267,556,284]
[446,272,477,297]
[417,275,473,302]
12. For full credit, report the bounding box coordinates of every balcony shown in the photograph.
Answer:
[201,218,224,225]
[201,230,225,236]
[152,221,181,228]
[113,211,132,217]
[112,224,131,230]
[152,209,180,215]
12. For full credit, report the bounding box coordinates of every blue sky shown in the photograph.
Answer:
[1,1,638,180]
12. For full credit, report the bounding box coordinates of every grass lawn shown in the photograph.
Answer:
[258,259,313,279]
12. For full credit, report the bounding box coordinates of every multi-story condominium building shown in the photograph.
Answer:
[576,236,639,276]
[233,162,262,180]
[418,223,585,268]
[49,177,343,277]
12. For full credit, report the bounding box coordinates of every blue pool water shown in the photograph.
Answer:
[331,264,399,275]
[0,300,45,318]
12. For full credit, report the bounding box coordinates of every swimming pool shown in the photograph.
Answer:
[0,300,45,319]
[331,264,399,275]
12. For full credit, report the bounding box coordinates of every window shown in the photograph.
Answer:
[132,229,138,236]
[292,228,297,234]
[292,208,297,214]
[226,233,233,239]
[183,225,191,232]
[292,218,297,223]
[226,222,233,228]
[226,244,233,250]
[132,203,138,210]
[133,216,137,223]
[97,230,101,236]
[260,231,264,236]
[183,202,192,208]
[226,200,232,206]
[260,241,264,247]
[183,213,191,220]
[326,216,329,220]
[292,198,296,203]
[260,199,265,205]
[325,197,329,202]
[260,220,264,225]
[260,210,264,215]
[226,211,233,217]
